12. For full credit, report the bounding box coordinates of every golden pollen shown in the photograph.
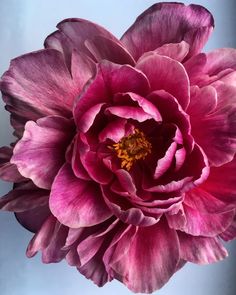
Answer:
[112,128,152,171]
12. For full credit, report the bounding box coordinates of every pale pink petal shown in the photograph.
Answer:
[152,41,190,62]
[11,116,74,189]
[121,2,214,61]
[137,53,190,110]
[178,232,228,264]
[49,164,112,228]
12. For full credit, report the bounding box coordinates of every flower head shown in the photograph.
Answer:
[0,2,236,293]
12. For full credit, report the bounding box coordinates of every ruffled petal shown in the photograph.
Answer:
[74,61,150,128]
[49,163,112,228]
[136,53,190,110]
[105,219,179,293]
[178,232,227,264]
[121,2,214,61]
[11,116,74,189]
[26,215,68,263]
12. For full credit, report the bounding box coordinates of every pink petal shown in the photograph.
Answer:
[190,83,236,166]
[105,219,179,293]
[202,156,236,204]
[11,116,74,189]
[0,181,48,212]
[49,163,112,228]
[179,203,234,237]
[57,18,120,61]
[26,215,68,263]
[178,232,228,264]
[188,85,217,116]
[220,215,236,241]
[185,187,234,214]
[73,61,150,127]
[98,118,127,143]
[152,41,190,62]
[1,49,77,119]
[121,2,214,61]
[0,146,24,182]
[136,53,190,110]
[85,35,135,65]
[102,186,160,227]
[16,205,51,233]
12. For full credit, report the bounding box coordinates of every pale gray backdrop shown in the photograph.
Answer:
[0,1,236,294]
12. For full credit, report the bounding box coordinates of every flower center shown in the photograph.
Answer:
[112,128,152,171]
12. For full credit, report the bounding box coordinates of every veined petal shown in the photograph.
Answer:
[49,163,112,228]
[121,2,214,61]
[11,116,74,189]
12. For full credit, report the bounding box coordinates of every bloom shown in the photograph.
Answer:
[0,1,236,293]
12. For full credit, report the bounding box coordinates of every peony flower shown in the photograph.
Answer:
[0,2,236,293]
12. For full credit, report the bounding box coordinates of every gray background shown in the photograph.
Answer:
[0,0,236,294]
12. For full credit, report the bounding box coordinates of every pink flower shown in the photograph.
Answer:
[1,2,236,293]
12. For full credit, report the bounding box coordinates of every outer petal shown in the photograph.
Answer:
[137,53,190,110]
[178,232,228,264]
[49,163,112,228]
[1,49,77,119]
[56,18,121,60]
[105,219,179,293]
[11,116,74,189]
[189,83,236,166]
[121,2,214,61]
[0,181,48,212]
[26,215,68,263]
[202,156,236,204]
[0,146,24,182]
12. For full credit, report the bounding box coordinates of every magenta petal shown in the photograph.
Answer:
[202,156,236,204]
[184,187,234,214]
[102,186,160,227]
[26,215,68,263]
[57,18,120,60]
[85,35,135,65]
[1,49,77,119]
[105,220,179,293]
[50,163,112,228]
[180,203,234,237]
[98,118,127,143]
[189,83,236,166]
[178,232,227,264]
[73,61,150,127]
[137,53,190,110]
[0,181,48,212]
[121,2,214,61]
[16,205,51,233]
[11,116,74,189]
[220,215,236,241]
[0,146,24,182]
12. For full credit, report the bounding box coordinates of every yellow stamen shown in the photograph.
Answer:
[111,128,152,171]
